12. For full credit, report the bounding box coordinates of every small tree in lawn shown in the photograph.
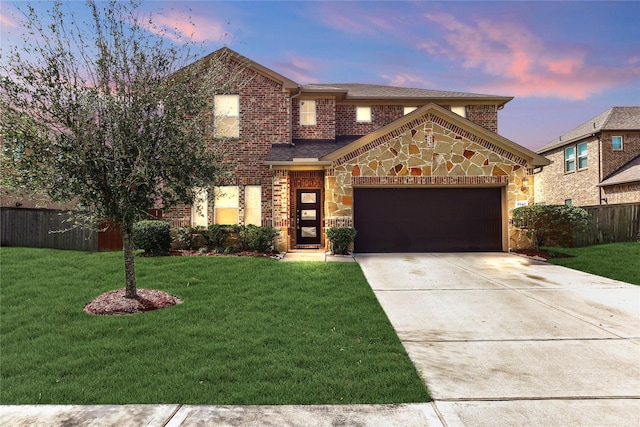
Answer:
[0,0,246,298]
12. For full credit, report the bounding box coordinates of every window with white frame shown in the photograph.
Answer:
[564,146,575,173]
[612,135,623,150]
[300,100,316,126]
[214,186,239,225]
[450,106,466,118]
[244,185,261,226]
[404,106,417,115]
[214,95,239,138]
[191,188,208,227]
[577,142,588,170]
[356,106,372,122]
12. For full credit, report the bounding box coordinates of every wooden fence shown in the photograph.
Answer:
[0,208,122,251]
[574,203,640,247]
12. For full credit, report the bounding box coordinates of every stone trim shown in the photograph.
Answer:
[352,175,509,186]
[325,216,353,228]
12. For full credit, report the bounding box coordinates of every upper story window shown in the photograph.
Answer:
[564,146,575,173]
[450,106,466,118]
[300,100,316,126]
[356,106,372,122]
[612,135,623,150]
[214,95,239,138]
[404,106,418,115]
[577,142,588,170]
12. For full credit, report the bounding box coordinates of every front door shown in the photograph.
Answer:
[296,189,321,246]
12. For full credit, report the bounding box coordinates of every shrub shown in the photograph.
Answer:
[326,227,357,255]
[238,225,278,253]
[173,226,209,251]
[133,220,171,256]
[208,224,230,251]
[512,204,590,248]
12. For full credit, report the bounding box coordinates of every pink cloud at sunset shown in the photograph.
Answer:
[419,12,640,100]
[145,10,229,44]
[274,54,319,84]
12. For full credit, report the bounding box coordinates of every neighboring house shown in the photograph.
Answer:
[164,48,549,253]
[534,107,640,207]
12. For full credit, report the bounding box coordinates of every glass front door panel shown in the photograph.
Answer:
[296,189,321,245]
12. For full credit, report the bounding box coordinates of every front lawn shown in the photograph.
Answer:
[0,248,429,404]
[545,242,640,286]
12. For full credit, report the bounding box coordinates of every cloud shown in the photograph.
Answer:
[313,3,397,35]
[274,54,319,83]
[419,12,640,100]
[145,9,230,44]
[380,72,436,89]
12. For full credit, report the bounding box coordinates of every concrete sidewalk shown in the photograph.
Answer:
[279,250,356,262]
[356,252,640,427]
[0,403,441,426]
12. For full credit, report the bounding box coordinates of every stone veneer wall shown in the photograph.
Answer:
[324,113,535,250]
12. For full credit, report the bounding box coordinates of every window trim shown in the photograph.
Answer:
[577,142,588,170]
[404,106,418,115]
[564,146,575,173]
[612,135,623,151]
[214,94,240,138]
[300,100,316,126]
[356,106,372,123]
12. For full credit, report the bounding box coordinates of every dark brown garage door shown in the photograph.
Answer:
[353,187,502,252]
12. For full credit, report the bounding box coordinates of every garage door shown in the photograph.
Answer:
[353,187,502,252]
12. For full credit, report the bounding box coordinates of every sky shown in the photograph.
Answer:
[1,1,639,151]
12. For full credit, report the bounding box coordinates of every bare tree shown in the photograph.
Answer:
[1,0,244,298]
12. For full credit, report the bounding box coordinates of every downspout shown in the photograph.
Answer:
[597,133,602,205]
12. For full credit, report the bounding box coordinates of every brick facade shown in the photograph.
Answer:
[535,131,639,207]
[292,98,336,140]
[534,136,601,206]
[601,132,640,178]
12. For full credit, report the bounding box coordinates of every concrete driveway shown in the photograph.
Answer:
[356,252,640,427]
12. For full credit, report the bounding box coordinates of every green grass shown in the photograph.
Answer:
[0,247,429,404]
[545,242,640,286]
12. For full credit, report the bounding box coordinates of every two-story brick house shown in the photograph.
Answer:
[165,48,549,252]
[534,107,640,207]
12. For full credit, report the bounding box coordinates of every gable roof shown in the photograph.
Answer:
[321,103,549,167]
[199,47,299,91]
[537,107,640,153]
[598,154,640,187]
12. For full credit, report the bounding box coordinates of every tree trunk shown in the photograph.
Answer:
[121,224,137,299]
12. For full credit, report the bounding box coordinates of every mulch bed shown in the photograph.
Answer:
[512,248,574,260]
[84,288,182,316]
[167,249,276,257]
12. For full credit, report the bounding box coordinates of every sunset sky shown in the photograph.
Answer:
[1,1,639,150]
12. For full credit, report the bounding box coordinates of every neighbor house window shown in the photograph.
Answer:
[564,146,575,173]
[214,95,239,138]
[300,100,316,125]
[451,106,466,118]
[191,188,208,227]
[214,186,239,225]
[612,136,623,150]
[565,199,573,206]
[404,106,417,115]
[577,142,588,170]
[244,185,261,226]
[356,106,372,122]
